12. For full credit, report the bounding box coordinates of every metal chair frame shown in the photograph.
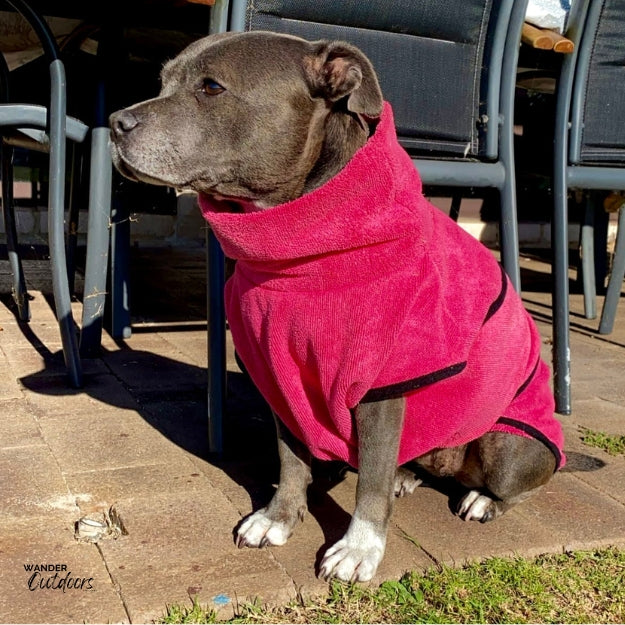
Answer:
[0,0,112,385]
[552,0,625,415]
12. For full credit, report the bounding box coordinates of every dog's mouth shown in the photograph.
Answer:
[110,144,267,210]
[111,144,179,189]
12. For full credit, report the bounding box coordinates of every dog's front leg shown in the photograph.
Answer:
[319,397,405,582]
[237,415,312,548]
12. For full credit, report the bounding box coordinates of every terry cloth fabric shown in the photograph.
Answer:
[199,102,565,470]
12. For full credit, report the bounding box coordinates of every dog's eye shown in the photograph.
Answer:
[202,79,225,96]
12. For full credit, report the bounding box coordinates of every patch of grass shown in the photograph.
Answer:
[580,427,625,456]
[162,598,217,624]
[162,547,625,623]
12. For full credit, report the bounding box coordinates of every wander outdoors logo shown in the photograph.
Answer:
[23,564,94,592]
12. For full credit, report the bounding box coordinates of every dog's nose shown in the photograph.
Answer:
[110,110,139,137]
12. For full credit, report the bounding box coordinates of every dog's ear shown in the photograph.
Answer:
[305,41,384,120]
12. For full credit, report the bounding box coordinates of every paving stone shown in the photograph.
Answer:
[566,398,625,435]
[0,398,45,449]
[135,397,210,459]
[2,344,107,382]
[108,331,187,354]
[391,480,560,566]
[37,409,189,475]
[3,345,67,379]
[188,454,279,521]
[65,458,216,511]
[516,472,625,552]
[0,302,19,323]
[23,372,139,417]
[0,349,23,400]
[22,293,62,321]
[98,492,296,622]
[151,329,209,368]
[112,559,294,623]
[568,336,625,404]
[0,446,78,524]
[0,520,127,624]
[103,346,206,393]
[560,429,625,506]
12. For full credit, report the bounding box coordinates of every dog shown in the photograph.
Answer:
[110,31,565,583]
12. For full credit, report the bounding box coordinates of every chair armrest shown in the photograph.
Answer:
[0,103,89,142]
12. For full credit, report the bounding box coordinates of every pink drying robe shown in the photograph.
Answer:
[199,103,565,470]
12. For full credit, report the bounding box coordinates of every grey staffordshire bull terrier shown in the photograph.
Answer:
[110,31,564,583]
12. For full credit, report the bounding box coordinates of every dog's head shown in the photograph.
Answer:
[109,31,383,207]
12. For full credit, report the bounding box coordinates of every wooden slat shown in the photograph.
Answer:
[543,29,575,53]
[522,22,575,54]
[522,22,554,50]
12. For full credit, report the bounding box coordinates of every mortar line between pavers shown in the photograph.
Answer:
[260,544,304,605]
[24,373,197,503]
[157,331,207,369]
[25,398,82,518]
[391,522,444,571]
[1,442,49,451]
[593,395,625,409]
[567,322,625,348]
[568,468,625,508]
[62,461,183,476]
[96,542,132,623]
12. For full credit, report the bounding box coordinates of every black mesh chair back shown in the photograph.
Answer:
[239,0,498,159]
[571,0,625,165]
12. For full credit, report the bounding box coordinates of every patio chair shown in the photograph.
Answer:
[552,0,625,414]
[205,0,529,452]
[0,0,112,386]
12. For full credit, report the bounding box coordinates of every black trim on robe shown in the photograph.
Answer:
[496,416,563,469]
[483,264,508,326]
[361,361,467,403]
[513,357,540,400]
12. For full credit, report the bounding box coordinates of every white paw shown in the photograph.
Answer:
[318,518,386,582]
[457,490,495,522]
[236,508,291,548]
[394,469,423,497]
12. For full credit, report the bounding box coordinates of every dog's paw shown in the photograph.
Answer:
[236,508,291,548]
[394,467,423,497]
[318,519,385,582]
[457,490,497,523]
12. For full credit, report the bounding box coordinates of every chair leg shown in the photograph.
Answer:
[49,59,82,387]
[598,205,625,335]
[448,193,462,222]
[552,181,571,415]
[580,193,597,320]
[1,141,30,321]
[207,229,226,455]
[207,0,229,454]
[497,0,523,295]
[80,126,112,356]
[109,193,131,339]
[66,142,84,297]
[499,180,521,293]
